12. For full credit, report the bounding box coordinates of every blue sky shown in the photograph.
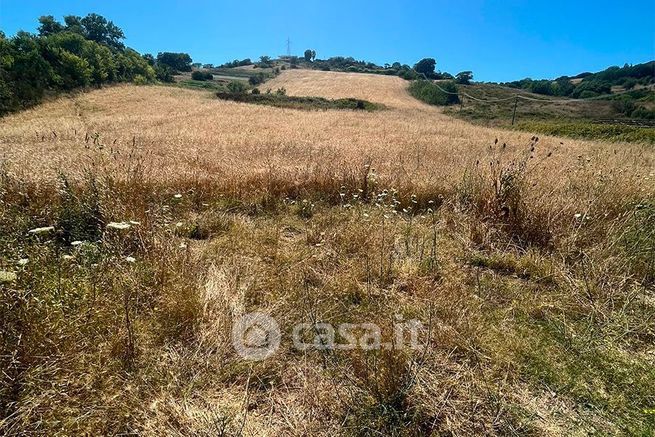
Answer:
[1,0,653,82]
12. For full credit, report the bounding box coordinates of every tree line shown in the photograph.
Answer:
[0,14,195,115]
[501,61,654,98]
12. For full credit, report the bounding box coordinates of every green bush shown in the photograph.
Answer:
[227,80,247,94]
[191,70,213,81]
[0,15,165,115]
[408,80,459,105]
[248,73,265,86]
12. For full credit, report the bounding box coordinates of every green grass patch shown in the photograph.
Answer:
[515,120,655,144]
[177,80,228,92]
[516,316,655,434]
[215,92,383,111]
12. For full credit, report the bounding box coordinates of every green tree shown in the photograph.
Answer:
[154,64,174,82]
[37,16,64,36]
[455,71,473,85]
[156,52,192,72]
[414,58,436,76]
[304,49,313,62]
[80,13,125,49]
[9,32,56,107]
[0,32,16,113]
[63,15,84,35]
[259,55,272,67]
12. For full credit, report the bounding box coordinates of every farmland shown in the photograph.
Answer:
[1,69,654,435]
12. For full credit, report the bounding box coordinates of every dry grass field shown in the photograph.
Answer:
[1,70,654,435]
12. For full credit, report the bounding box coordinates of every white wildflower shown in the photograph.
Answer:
[125,256,136,263]
[574,213,582,219]
[62,255,74,260]
[28,226,54,234]
[71,240,84,246]
[107,222,131,230]
[17,258,29,266]
[179,242,188,249]
[173,194,183,199]
[0,271,17,283]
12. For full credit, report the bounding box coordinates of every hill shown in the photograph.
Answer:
[2,70,655,435]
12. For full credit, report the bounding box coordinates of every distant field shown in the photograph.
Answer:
[2,70,654,435]
[444,83,655,143]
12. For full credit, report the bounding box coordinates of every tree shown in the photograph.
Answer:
[154,64,174,82]
[80,13,125,49]
[455,71,473,85]
[259,55,272,67]
[37,16,64,36]
[63,15,84,34]
[156,52,192,72]
[191,70,213,81]
[142,54,155,65]
[304,49,313,62]
[414,58,436,76]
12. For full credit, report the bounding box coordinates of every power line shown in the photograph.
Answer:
[431,81,646,104]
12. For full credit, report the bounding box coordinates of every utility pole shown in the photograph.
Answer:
[511,96,518,125]
[286,37,291,57]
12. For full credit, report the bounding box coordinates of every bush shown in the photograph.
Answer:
[251,87,260,94]
[191,70,213,81]
[408,80,459,105]
[248,73,265,86]
[227,80,246,94]
[132,74,149,85]
[154,64,174,82]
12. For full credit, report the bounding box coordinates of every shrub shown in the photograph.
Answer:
[191,70,213,81]
[248,73,265,86]
[227,80,246,94]
[154,64,174,82]
[251,87,260,94]
[408,80,459,105]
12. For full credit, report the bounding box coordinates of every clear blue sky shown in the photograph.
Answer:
[1,0,653,82]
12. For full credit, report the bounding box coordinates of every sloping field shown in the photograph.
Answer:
[1,71,654,435]
[265,69,429,109]
[0,70,650,196]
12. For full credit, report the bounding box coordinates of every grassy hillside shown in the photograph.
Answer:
[1,72,654,435]
[444,83,655,143]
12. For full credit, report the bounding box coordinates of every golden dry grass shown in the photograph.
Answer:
[1,70,654,435]
[1,70,652,205]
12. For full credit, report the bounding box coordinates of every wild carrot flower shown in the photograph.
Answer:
[0,271,17,283]
[28,226,54,234]
[107,222,131,230]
